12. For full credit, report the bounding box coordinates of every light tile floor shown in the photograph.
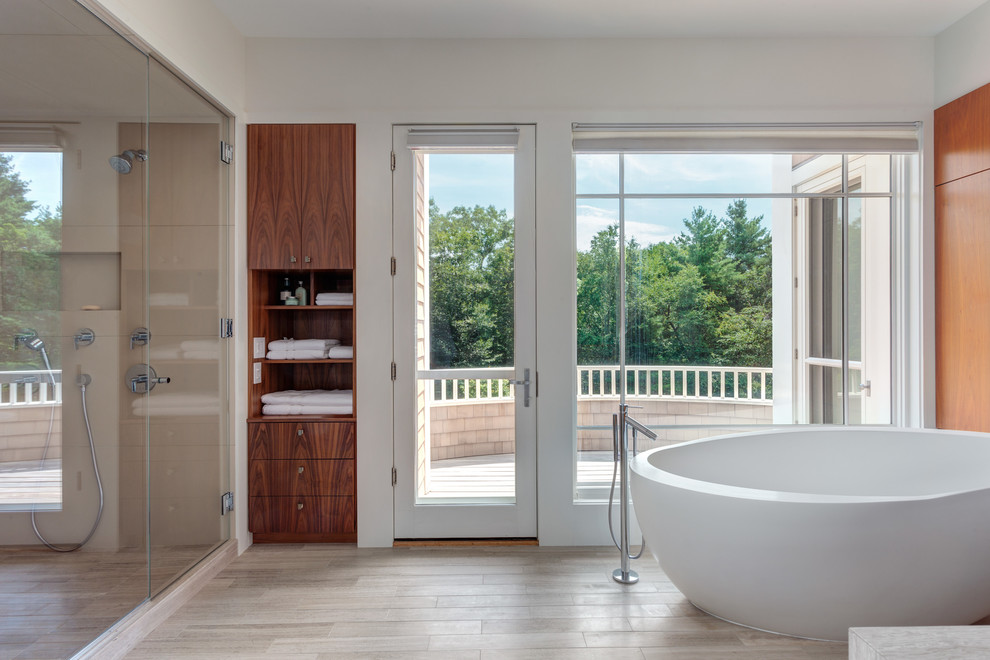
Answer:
[125,545,848,659]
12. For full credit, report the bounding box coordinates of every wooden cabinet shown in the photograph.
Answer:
[248,422,356,541]
[247,124,357,543]
[247,124,355,270]
[935,83,990,432]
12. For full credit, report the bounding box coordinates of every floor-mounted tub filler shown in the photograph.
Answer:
[630,426,990,641]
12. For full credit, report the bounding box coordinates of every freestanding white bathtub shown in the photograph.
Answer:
[630,426,990,641]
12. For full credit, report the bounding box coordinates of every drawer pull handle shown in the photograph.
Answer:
[298,466,305,474]
[297,429,304,437]
[297,502,304,510]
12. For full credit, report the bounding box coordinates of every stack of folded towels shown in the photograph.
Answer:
[315,292,353,306]
[261,389,352,416]
[266,338,339,360]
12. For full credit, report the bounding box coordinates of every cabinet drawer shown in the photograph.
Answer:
[249,422,354,459]
[249,496,355,534]
[249,459,354,497]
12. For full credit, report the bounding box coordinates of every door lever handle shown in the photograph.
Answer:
[508,368,531,407]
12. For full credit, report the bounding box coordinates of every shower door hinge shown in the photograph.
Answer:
[219,318,234,338]
[220,141,233,164]
[221,491,234,514]
[391,362,397,381]
[390,256,396,276]
[390,151,396,171]
[391,467,397,487]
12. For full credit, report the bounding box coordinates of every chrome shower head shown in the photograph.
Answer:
[108,149,147,174]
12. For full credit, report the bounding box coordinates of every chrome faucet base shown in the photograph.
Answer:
[612,568,639,585]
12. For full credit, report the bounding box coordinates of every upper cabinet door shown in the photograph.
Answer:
[935,82,990,186]
[248,124,355,269]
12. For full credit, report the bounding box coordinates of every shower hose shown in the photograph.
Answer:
[31,349,104,552]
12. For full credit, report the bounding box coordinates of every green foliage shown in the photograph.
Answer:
[0,153,61,370]
[426,195,771,372]
[577,200,771,368]
[429,199,514,369]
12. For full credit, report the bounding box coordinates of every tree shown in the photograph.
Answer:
[0,153,61,370]
[576,200,772,369]
[429,199,514,369]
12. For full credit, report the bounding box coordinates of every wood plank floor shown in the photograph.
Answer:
[125,545,848,659]
[0,544,217,660]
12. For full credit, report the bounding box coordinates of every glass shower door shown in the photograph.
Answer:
[143,59,230,594]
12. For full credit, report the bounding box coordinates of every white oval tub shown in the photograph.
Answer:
[630,426,990,641]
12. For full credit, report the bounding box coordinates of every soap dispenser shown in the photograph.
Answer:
[295,280,308,306]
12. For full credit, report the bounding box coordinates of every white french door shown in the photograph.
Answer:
[392,124,537,539]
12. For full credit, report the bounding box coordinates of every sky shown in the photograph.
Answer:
[4,151,62,214]
[426,152,775,252]
[9,150,776,246]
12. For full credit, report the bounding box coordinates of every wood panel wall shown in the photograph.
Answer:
[935,81,990,431]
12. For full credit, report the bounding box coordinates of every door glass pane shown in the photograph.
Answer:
[415,152,516,500]
[0,0,154,653]
[849,196,891,424]
[802,197,843,423]
[146,59,229,594]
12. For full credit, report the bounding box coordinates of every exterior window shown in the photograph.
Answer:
[0,150,63,511]
[574,144,914,498]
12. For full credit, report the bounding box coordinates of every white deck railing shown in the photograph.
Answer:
[425,365,772,404]
[578,365,772,403]
[0,370,62,407]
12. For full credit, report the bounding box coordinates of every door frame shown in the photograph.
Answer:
[391,123,537,539]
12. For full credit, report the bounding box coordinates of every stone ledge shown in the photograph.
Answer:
[849,626,990,659]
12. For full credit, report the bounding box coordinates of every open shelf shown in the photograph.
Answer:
[261,359,354,365]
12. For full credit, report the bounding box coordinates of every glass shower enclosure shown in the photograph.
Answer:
[0,1,231,657]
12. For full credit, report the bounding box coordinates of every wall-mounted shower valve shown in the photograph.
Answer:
[130,327,151,350]
[126,363,170,394]
[74,328,95,350]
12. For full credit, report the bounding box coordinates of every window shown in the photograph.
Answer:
[0,144,63,511]
[573,123,919,497]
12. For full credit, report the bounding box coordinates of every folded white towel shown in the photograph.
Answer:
[261,389,352,405]
[266,349,328,360]
[262,403,352,416]
[327,345,353,359]
[315,293,353,306]
[268,338,338,351]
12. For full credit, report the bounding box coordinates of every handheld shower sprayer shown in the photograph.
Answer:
[14,329,45,352]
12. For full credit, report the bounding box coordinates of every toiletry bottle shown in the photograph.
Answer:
[280,277,292,302]
[285,295,299,306]
[295,280,307,306]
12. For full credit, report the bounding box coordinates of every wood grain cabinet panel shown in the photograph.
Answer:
[248,123,357,543]
[248,459,355,497]
[935,170,990,432]
[249,422,355,460]
[249,496,356,535]
[248,124,355,269]
[935,82,990,186]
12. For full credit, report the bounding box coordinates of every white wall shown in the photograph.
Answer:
[244,36,935,546]
[935,0,990,106]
